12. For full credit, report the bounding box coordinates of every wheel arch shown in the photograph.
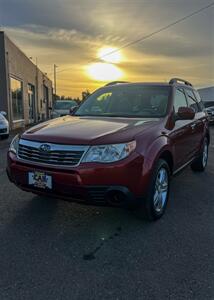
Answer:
[206,130,210,145]
[143,136,174,174]
[158,150,174,175]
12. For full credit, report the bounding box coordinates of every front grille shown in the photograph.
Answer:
[0,128,7,133]
[18,139,89,166]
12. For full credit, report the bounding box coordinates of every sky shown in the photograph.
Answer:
[0,0,214,97]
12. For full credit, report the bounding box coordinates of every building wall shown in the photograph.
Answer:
[198,87,214,102]
[0,32,53,129]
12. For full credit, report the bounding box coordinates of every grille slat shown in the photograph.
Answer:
[18,139,88,166]
[18,153,80,164]
[19,145,82,157]
[19,149,82,160]
[87,187,107,202]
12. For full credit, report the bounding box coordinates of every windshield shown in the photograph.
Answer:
[0,113,5,120]
[54,100,77,110]
[75,85,170,118]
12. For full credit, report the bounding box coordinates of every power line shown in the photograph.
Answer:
[90,1,214,63]
[56,1,214,75]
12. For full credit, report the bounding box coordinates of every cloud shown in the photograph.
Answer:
[1,0,213,95]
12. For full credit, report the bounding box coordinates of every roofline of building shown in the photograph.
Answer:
[198,86,214,91]
[0,31,52,83]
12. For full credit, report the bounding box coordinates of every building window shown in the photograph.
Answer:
[11,77,24,121]
[27,84,35,122]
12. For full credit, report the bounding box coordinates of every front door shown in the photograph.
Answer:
[184,88,204,157]
[169,87,196,170]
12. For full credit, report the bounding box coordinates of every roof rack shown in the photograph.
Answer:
[105,81,129,87]
[169,78,192,87]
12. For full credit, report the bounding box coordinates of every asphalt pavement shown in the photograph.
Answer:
[0,128,214,300]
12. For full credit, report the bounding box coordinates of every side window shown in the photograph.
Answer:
[185,89,199,113]
[193,90,204,111]
[174,88,187,113]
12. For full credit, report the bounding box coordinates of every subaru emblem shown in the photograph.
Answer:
[39,144,51,153]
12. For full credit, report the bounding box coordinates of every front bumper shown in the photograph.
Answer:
[7,151,144,207]
[207,112,214,123]
[208,115,214,123]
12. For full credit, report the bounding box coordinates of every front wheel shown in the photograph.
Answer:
[191,138,208,172]
[143,159,170,221]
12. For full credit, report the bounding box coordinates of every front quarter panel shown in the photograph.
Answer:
[135,132,171,196]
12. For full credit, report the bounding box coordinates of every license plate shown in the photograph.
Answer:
[28,171,52,189]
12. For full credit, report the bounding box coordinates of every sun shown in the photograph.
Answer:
[86,47,123,81]
[86,63,123,81]
[98,47,122,64]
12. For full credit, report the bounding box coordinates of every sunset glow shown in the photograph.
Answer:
[86,62,123,81]
[98,47,122,64]
[2,1,213,96]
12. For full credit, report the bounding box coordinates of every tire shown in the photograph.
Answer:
[141,159,170,221]
[191,138,208,172]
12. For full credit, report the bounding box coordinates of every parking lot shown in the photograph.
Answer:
[0,128,214,300]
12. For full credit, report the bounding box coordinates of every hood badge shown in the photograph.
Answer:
[39,144,51,153]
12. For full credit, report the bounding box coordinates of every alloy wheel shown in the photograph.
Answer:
[153,167,169,213]
[202,142,208,168]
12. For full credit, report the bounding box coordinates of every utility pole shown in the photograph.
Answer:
[35,57,39,122]
[54,64,58,101]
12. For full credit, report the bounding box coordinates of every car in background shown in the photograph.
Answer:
[0,111,9,139]
[203,101,214,124]
[51,100,78,118]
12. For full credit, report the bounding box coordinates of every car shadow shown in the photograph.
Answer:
[0,194,156,261]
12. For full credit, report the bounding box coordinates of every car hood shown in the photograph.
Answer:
[22,116,161,145]
[0,115,8,124]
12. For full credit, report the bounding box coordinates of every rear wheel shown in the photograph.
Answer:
[143,159,170,221]
[191,138,208,172]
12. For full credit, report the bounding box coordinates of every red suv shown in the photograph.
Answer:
[7,78,210,220]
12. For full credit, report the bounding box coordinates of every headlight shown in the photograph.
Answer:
[9,134,20,154]
[82,141,136,163]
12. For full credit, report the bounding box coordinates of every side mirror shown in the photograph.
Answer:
[69,106,79,115]
[0,111,7,117]
[176,107,195,121]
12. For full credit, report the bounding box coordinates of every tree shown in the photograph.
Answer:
[82,90,90,102]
